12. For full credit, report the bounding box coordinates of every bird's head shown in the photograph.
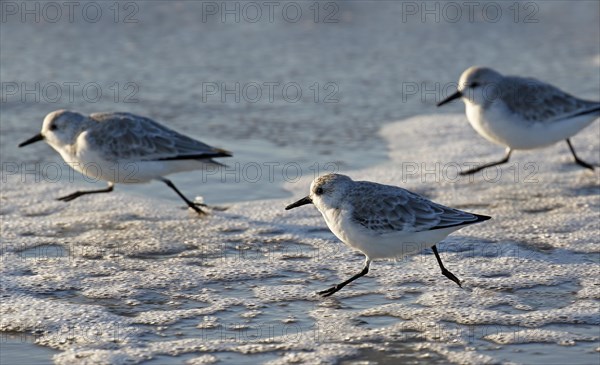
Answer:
[438,66,504,107]
[285,173,353,211]
[19,110,87,149]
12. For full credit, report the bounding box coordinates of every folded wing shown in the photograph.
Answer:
[502,77,600,123]
[349,182,489,234]
[86,112,232,162]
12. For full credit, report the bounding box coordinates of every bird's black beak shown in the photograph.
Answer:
[437,91,462,107]
[18,133,44,147]
[285,196,312,210]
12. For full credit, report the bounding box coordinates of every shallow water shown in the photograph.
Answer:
[1,1,600,364]
[1,333,58,365]
[2,1,599,204]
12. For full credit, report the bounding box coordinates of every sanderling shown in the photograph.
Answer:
[437,66,600,175]
[19,110,231,215]
[285,173,490,297]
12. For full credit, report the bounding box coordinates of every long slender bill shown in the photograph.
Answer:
[437,91,462,107]
[18,133,44,147]
[285,196,312,210]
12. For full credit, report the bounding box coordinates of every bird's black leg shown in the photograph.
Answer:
[57,183,114,202]
[431,245,461,287]
[318,259,371,297]
[566,139,596,170]
[160,178,206,215]
[460,148,512,176]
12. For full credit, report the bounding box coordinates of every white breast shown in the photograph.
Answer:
[465,100,599,150]
[320,206,458,260]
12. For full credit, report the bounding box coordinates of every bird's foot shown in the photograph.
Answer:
[192,197,228,211]
[186,203,208,216]
[459,165,487,176]
[192,202,229,211]
[57,192,83,202]
[442,269,462,288]
[318,284,342,297]
[574,158,597,171]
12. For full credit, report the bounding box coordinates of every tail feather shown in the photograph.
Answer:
[473,213,492,223]
[562,104,600,120]
[155,150,232,161]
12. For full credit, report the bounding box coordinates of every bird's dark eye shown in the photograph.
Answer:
[470,82,480,88]
[49,124,57,131]
[315,187,324,195]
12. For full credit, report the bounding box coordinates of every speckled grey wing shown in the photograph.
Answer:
[501,77,600,122]
[85,112,231,162]
[349,182,487,234]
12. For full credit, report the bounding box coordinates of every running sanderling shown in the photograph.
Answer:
[437,66,599,175]
[19,110,231,215]
[285,173,490,296]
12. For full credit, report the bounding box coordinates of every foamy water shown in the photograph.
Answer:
[2,114,599,364]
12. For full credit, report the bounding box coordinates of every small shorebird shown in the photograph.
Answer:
[285,173,490,296]
[19,110,231,214]
[437,66,599,175]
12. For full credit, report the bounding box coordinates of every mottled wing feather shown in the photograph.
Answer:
[349,182,484,234]
[501,77,600,122]
[85,112,231,161]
